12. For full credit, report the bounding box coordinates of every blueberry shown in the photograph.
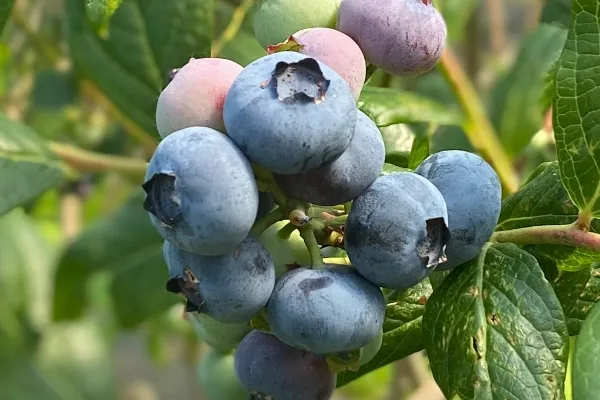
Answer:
[163,237,275,323]
[269,27,366,100]
[344,172,450,289]
[156,58,243,138]
[234,330,336,400]
[198,349,250,400]
[415,150,501,270]
[223,51,357,175]
[266,265,385,354]
[337,0,447,76]
[254,0,343,49]
[187,313,251,353]
[143,127,258,256]
[274,110,385,206]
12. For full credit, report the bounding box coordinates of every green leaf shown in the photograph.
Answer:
[423,243,569,399]
[358,87,464,128]
[0,114,64,217]
[407,127,431,170]
[492,23,567,157]
[0,208,57,330]
[53,191,176,326]
[553,0,600,218]
[86,0,123,32]
[541,0,572,28]
[549,260,600,335]
[498,161,600,271]
[336,279,431,387]
[573,301,600,399]
[66,0,215,137]
[0,0,13,33]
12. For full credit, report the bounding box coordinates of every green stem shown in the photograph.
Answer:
[48,142,148,178]
[299,225,324,268]
[250,208,284,237]
[343,202,352,213]
[252,165,288,210]
[326,215,348,229]
[438,48,519,194]
[211,0,256,56]
[12,9,62,64]
[491,223,600,251]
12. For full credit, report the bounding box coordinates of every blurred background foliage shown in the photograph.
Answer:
[0,0,571,398]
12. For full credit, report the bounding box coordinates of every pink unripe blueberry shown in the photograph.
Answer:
[155,58,243,138]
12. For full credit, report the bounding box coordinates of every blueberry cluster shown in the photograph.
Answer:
[143,1,501,399]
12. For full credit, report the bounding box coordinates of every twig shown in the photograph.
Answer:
[249,207,284,236]
[48,141,148,179]
[438,48,519,194]
[491,223,600,251]
[211,0,257,56]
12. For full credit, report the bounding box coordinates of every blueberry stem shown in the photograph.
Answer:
[252,165,289,210]
[325,215,348,229]
[365,64,378,83]
[438,48,519,194]
[250,207,285,237]
[299,225,325,268]
[343,202,352,213]
[491,222,600,251]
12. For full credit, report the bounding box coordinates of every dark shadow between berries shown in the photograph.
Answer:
[417,217,451,268]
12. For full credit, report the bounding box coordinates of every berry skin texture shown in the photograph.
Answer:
[155,58,243,138]
[254,0,342,49]
[223,51,357,175]
[415,150,502,270]
[266,265,385,355]
[198,349,250,400]
[142,127,258,256]
[344,172,450,290]
[163,237,275,324]
[187,313,251,353]
[258,220,312,277]
[337,0,447,76]
[274,110,385,206]
[234,330,336,400]
[269,28,366,100]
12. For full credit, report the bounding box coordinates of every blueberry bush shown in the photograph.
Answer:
[0,0,599,399]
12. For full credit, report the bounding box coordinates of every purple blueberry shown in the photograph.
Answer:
[345,172,450,289]
[234,330,336,400]
[415,150,501,270]
[223,51,357,174]
[337,0,447,76]
[274,110,385,206]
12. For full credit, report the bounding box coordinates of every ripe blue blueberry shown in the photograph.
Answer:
[274,110,385,205]
[234,330,336,400]
[266,265,385,355]
[345,172,450,289]
[163,237,275,323]
[143,127,258,256]
[223,51,357,174]
[415,150,501,270]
